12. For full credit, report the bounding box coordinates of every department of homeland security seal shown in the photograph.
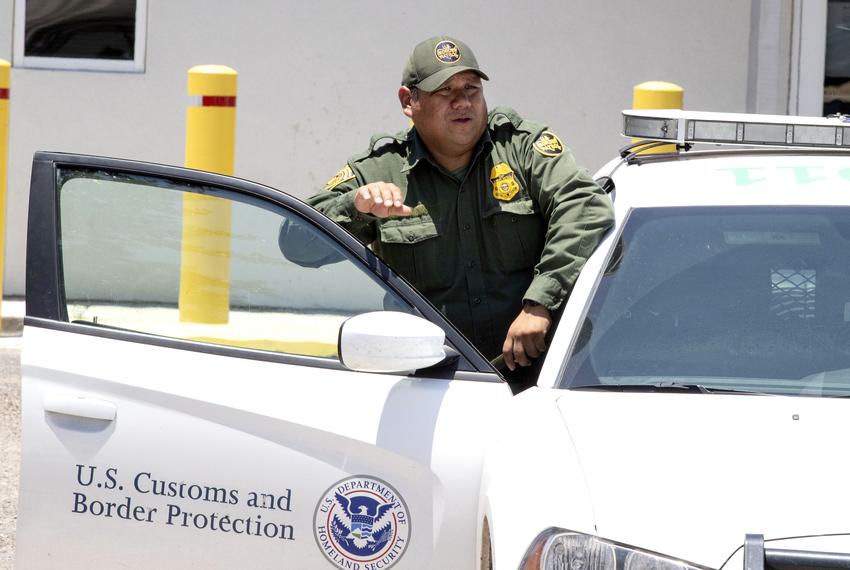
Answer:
[434,40,461,64]
[314,476,411,569]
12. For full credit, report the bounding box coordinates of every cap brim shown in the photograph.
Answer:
[416,66,489,92]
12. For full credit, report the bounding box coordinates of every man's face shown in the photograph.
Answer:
[404,71,488,162]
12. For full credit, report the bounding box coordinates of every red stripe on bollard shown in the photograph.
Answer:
[202,95,236,107]
[0,88,8,100]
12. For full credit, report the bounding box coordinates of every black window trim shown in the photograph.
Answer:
[26,151,497,377]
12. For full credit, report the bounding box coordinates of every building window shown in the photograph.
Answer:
[13,0,147,72]
[825,0,850,115]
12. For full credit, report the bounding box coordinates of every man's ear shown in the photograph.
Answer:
[399,86,414,119]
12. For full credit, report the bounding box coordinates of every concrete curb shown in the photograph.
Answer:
[0,299,23,338]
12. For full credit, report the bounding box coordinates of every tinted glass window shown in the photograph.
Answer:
[825,0,850,115]
[58,168,412,358]
[562,207,850,397]
[24,0,136,60]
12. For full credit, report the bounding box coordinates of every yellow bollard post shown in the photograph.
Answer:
[633,81,684,154]
[0,60,10,324]
[179,65,237,324]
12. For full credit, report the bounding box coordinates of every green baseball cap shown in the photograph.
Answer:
[401,36,489,92]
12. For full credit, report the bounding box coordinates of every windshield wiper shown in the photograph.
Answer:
[571,382,770,395]
[572,382,709,393]
[652,382,711,393]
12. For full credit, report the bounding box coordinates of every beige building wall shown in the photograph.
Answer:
[0,0,762,297]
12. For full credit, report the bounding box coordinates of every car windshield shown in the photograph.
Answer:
[561,206,850,397]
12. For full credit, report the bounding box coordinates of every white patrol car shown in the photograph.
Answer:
[15,110,850,570]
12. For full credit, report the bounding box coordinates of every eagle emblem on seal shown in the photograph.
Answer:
[332,492,395,547]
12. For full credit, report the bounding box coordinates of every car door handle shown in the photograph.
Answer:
[43,394,117,421]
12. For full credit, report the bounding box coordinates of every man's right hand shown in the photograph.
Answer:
[354,182,413,218]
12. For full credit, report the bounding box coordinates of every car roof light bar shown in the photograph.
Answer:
[623,109,850,149]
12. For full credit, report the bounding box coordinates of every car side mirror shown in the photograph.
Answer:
[338,311,446,373]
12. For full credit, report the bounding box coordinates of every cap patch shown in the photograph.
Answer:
[434,41,461,64]
[490,162,520,201]
[533,131,564,157]
[324,165,355,190]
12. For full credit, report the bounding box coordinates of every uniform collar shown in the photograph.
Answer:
[402,127,493,173]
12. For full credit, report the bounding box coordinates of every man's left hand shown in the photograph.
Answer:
[502,303,552,371]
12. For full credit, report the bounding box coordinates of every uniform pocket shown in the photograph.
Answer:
[482,199,544,272]
[376,215,452,293]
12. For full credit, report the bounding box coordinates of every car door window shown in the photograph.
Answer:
[57,167,413,358]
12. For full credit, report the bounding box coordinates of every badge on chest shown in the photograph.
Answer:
[490,162,520,201]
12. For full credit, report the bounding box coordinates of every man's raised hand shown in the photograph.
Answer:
[354,182,413,218]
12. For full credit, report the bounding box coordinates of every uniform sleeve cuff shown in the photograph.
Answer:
[333,191,377,228]
[523,275,566,311]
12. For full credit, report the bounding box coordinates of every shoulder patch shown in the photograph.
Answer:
[324,165,355,191]
[533,131,564,157]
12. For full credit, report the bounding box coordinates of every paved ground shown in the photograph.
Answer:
[0,337,21,568]
[0,303,24,570]
[0,335,20,570]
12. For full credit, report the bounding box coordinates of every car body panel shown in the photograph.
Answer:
[558,391,850,568]
[607,152,850,210]
[477,386,596,569]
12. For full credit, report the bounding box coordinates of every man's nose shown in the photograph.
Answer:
[451,92,472,108]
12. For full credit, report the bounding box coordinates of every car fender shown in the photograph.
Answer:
[478,386,596,568]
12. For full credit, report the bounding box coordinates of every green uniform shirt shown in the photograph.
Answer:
[302,107,613,359]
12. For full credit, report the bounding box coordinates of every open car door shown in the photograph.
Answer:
[17,152,509,569]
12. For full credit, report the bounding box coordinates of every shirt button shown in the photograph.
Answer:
[468,260,476,268]
[473,297,481,305]
[463,224,471,231]
[511,216,518,223]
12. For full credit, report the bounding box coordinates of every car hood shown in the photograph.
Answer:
[556,391,850,568]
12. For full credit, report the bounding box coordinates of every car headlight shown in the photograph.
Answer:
[520,529,709,570]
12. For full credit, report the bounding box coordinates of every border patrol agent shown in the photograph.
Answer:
[291,36,614,370]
